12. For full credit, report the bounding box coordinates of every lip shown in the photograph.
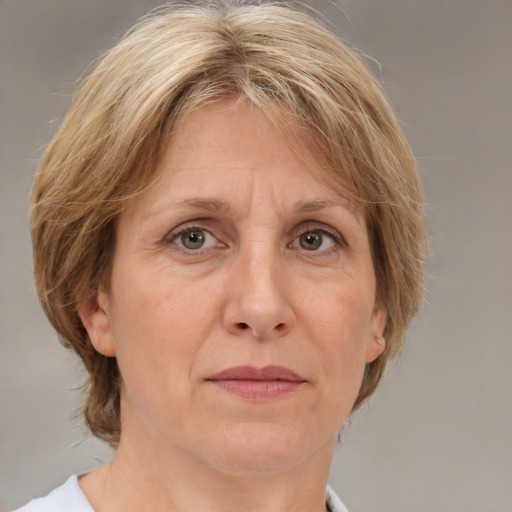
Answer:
[206,365,307,400]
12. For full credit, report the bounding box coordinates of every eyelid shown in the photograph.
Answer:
[165,221,225,253]
[165,218,214,240]
[175,227,217,249]
[293,230,336,248]
[163,219,346,256]
[294,222,345,245]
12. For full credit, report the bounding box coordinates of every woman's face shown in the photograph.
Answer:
[82,98,386,475]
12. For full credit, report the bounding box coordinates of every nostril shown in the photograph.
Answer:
[276,323,285,330]
[238,322,249,330]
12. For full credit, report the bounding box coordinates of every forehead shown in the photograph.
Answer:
[118,97,364,230]
[154,96,360,212]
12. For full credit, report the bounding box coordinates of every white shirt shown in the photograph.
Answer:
[13,475,349,512]
[12,476,93,512]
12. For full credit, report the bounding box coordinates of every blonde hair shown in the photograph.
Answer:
[31,0,427,446]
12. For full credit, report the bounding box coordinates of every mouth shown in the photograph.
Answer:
[206,365,307,400]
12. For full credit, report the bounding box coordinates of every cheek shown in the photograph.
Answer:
[302,287,373,394]
[108,264,221,390]
[305,284,374,347]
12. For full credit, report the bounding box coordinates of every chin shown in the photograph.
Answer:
[199,423,333,476]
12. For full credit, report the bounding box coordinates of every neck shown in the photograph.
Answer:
[80,429,334,512]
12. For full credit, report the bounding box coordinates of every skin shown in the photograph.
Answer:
[79,98,386,512]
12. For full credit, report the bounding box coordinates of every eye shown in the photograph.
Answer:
[173,227,218,251]
[292,229,338,252]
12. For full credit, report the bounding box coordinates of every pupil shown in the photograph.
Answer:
[183,230,205,249]
[301,232,322,250]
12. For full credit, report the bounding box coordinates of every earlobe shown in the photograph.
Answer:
[78,289,116,357]
[366,303,387,363]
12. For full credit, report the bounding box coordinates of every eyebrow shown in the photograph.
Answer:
[146,197,358,219]
[145,198,234,219]
[293,198,359,215]
[181,198,234,214]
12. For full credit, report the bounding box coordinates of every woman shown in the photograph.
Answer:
[16,1,427,511]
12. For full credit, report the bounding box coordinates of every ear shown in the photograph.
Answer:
[365,302,388,363]
[78,288,116,357]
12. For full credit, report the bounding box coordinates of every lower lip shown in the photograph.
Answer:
[209,379,304,400]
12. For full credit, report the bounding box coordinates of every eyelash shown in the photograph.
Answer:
[166,223,345,257]
[168,224,224,256]
[288,227,344,256]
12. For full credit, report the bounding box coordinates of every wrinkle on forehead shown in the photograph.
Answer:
[158,96,359,197]
[142,97,362,223]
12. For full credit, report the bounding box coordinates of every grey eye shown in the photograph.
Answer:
[175,228,220,250]
[171,226,221,252]
[181,230,206,249]
[299,231,323,250]
[292,229,337,252]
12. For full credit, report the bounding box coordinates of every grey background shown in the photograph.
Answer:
[1,1,511,511]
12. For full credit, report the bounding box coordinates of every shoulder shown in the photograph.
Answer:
[11,475,94,512]
[326,484,350,512]
[13,476,346,512]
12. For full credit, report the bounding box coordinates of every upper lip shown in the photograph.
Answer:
[207,365,306,382]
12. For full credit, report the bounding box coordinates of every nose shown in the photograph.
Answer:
[222,245,296,340]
